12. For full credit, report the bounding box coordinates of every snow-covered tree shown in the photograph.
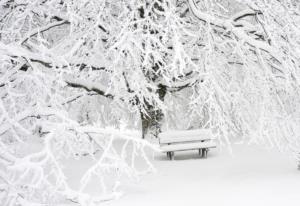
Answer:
[1,0,300,205]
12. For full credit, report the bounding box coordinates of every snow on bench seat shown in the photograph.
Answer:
[159,129,214,144]
[160,141,216,152]
[159,129,212,139]
[158,129,216,160]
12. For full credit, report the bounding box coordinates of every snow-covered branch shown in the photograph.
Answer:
[64,76,114,99]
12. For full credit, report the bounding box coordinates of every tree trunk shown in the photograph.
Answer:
[141,84,167,139]
[141,107,164,139]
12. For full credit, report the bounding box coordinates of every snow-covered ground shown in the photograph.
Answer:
[105,143,300,206]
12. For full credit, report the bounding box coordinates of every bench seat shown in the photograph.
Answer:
[159,129,212,141]
[160,141,216,152]
[158,129,216,160]
[159,135,214,144]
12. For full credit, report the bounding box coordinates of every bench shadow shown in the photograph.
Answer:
[156,151,217,161]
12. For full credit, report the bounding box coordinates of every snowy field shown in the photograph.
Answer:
[105,143,300,206]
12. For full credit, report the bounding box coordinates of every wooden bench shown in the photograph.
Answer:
[158,129,216,160]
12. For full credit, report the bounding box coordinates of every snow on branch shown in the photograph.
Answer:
[64,76,114,99]
[20,20,70,45]
[231,9,262,22]
[187,0,280,60]
[0,124,157,205]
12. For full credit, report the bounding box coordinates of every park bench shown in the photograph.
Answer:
[158,129,217,160]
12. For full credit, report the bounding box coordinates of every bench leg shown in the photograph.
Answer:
[167,152,170,159]
[170,151,174,160]
[198,149,202,156]
[202,148,208,158]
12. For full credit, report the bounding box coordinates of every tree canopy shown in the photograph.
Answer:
[0,0,300,205]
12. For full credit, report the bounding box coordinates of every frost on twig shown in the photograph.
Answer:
[0,120,157,205]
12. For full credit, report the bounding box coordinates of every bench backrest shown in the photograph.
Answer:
[159,129,213,144]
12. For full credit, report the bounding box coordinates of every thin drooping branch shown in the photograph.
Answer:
[187,0,282,63]
[0,43,112,99]
[167,75,201,92]
[232,9,262,22]
[20,20,70,45]
[64,76,114,99]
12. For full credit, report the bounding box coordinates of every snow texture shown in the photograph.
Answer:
[106,143,300,206]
